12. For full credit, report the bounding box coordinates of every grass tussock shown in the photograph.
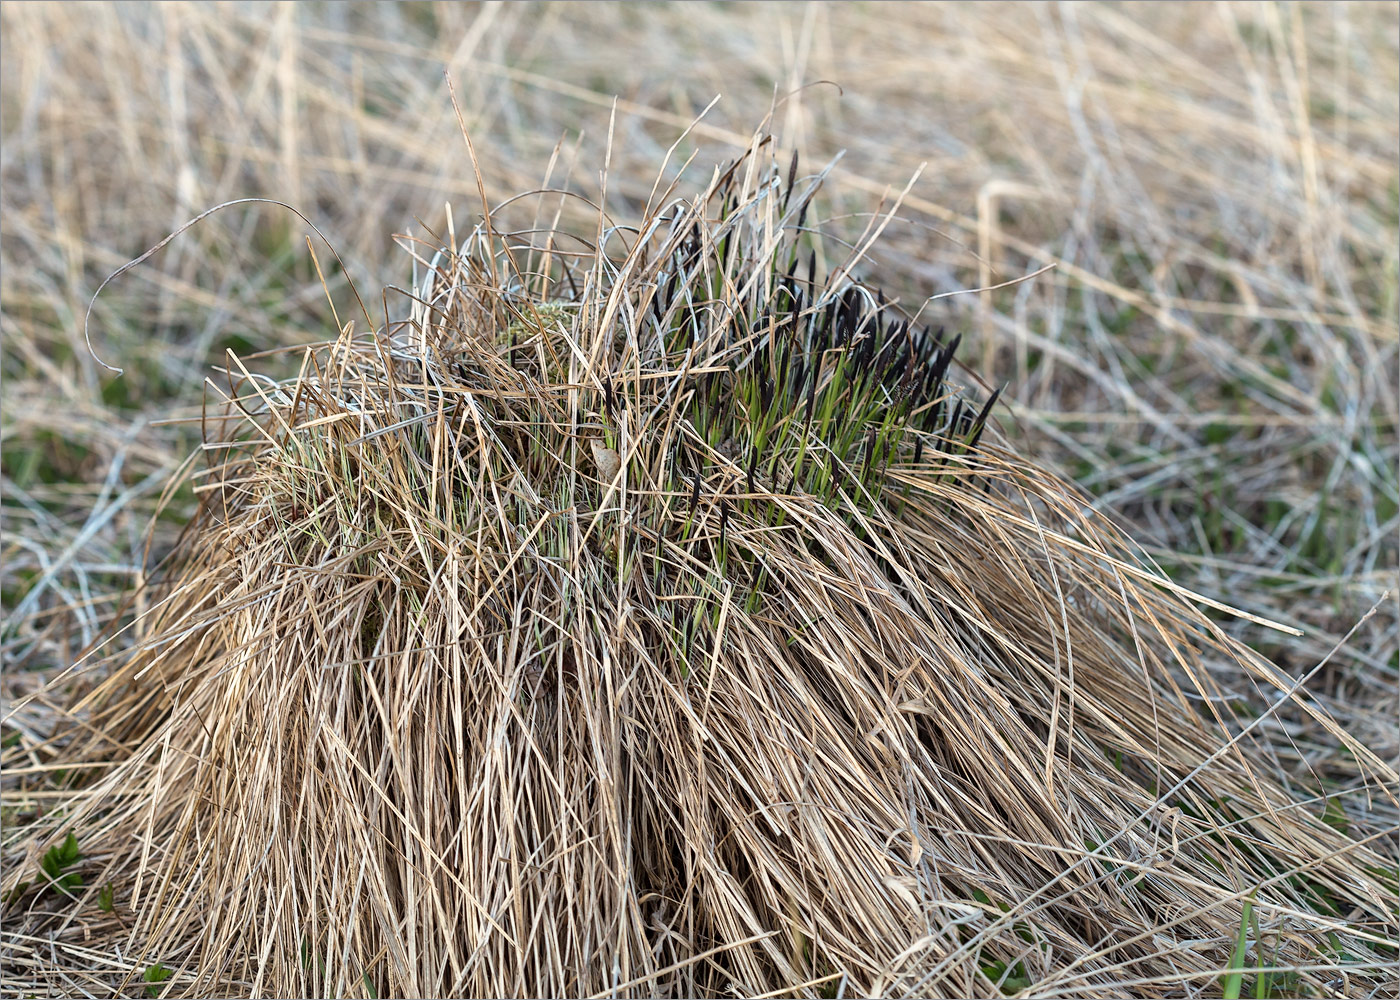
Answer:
[2,132,1397,998]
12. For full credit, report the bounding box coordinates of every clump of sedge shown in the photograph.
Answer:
[2,134,1394,1000]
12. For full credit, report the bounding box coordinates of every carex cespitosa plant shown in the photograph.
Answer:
[3,135,1394,1000]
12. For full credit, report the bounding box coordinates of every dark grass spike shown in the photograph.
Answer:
[966,384,1005,449]
[912,436,925,466]
[787,352,806,403]
[856,291,878,341]
[893,343,914,395]
[776,340,792,403]
[781,149,799,214]
[650,282,665,326]
[889,318,908,353]
[712,153,747,201]
[720,217,737,271]
[819,296,838,347]
[781,268,801,318]
[794,198,810,237]
[904,362,925,410]
[787,282,806,326]
[803,365,818,426]
[746,445,758,496]
[838,287,863,345]
[653,268,679,327]
[664,268,680,310]
[854,330,874,375]
[748,307,769,344]
[949,398,969,440]
[871,328,899,376]
[924,394,946,436]
[805,251,816,295]
[924,333,961,393]
[862,427,877,479]
[686,220,703,268]
[802,288,820,353]
[833,289,851,345]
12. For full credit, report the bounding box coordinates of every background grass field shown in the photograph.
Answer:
[2,2,1396,996]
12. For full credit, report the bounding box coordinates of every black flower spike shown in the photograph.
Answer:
[924,395,946,435]
[685,221,703,266]
[888,318,907,353]
[966,384,1004,448]
[650,283,666,326]
[746,445,759,496]
[603,373,616,421]
[820,298,838,346]
[926,333,961,389]
[862,427,877,478]
[951,399,971,438]
[910,326,926,361]
[794,198,810,236]
[804,367,819,426]
[894,342,913,386]
[907,365,928,408]
[854,332,874,374]
[719,501,730,548]
[782,149,799,214]
[806,252,817,294]
[872,331,897,371]
[663,268,680,312]
[786,276,805,311]
[784,252,801,293]
[788,353,807,401]
[837,287,860,339]
[912,436,925,466]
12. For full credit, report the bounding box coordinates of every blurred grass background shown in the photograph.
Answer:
[2,1,1396,799]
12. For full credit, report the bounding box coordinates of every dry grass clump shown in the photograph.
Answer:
[2,134,1396,998]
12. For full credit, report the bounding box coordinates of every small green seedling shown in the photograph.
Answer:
[39,831,83,896]
[97,882,115,912]
[143,963,174,997]
[981,958,1032,995]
